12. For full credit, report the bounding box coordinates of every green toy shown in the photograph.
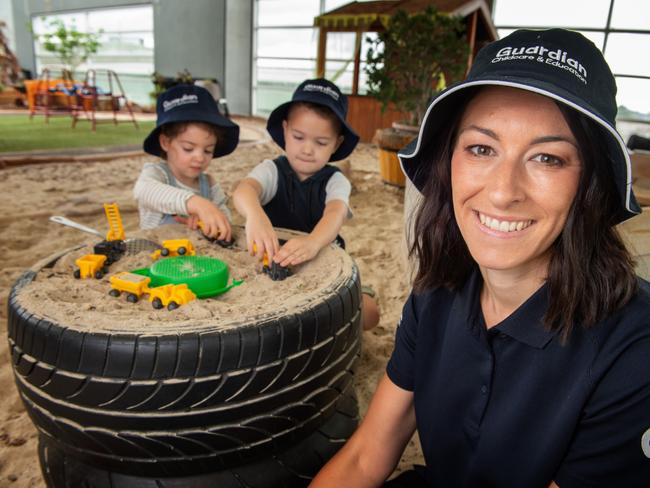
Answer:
[133,256,242,299]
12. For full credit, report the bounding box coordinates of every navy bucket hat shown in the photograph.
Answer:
[144,84,240,158]
[399,28,641,224]
[266,78,360,161]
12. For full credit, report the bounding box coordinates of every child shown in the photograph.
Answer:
[233,78,379,330]
[134,84,239,240]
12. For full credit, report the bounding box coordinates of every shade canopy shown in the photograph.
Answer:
[315,0,497,40]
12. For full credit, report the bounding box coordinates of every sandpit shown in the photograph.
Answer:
[15,224,355,333]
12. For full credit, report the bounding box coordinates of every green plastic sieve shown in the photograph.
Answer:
[134,256,241,298]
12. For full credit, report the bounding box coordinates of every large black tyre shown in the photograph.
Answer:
[7,240,362,477]
[38,392,359,488]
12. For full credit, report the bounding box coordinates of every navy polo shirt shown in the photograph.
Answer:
[387,270,650,487]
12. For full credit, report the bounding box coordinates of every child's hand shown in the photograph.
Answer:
[174,214,200,229]
[245,212,279,261]
[186,195,232,241]
[274,236,321,267]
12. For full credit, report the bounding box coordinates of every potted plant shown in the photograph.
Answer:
[364,7,469,186]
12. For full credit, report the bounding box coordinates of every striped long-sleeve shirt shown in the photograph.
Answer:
[133,161,231,230]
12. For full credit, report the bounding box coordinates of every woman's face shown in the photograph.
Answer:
[451,86,582,277]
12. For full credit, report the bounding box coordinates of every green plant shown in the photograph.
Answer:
[364,7,469,126]
[150,69,194,103]
[33,18,102,77]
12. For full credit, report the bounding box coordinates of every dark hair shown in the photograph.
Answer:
[287,101,343,136]
[159,121,223,159]
[410,89,637,340]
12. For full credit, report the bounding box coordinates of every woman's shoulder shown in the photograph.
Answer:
[410,270,479,309]
[408,284,460,321]
[587,277,650,353]
[636,276,650,298]
[618,277,650,324]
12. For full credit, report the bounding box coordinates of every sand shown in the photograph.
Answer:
[0,121,420,486]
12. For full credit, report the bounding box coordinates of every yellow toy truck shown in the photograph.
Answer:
[109,272,196,310]
[147,284,196,311]
[74,254,108,279]
[109,272,151,303]
[151,239,196,260]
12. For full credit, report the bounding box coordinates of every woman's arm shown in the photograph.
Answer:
[310,374,417,487]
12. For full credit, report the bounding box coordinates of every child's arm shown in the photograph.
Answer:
[133,163,230,239]
[180,175,232,240]
[273,200,347,267]
[274,171,351,267]
[134,163,196,216]
[185,194,231,241]
[232,177,280,260]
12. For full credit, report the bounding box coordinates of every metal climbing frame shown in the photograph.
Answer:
[28,67,138,131]
[29,67,82,123]
[73,69,138,131]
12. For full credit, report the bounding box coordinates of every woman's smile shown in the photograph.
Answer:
[476,211,534,234]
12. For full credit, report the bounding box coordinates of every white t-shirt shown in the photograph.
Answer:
[247,159,353,217]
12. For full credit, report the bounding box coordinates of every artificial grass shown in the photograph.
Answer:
[0,114,155,153]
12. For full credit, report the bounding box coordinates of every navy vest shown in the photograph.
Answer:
[263,156,345,248]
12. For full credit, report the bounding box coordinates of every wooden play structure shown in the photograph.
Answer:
[25,67,138,130]
[0,20,26,107]
[314,0,498,142]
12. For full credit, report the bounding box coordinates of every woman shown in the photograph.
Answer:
[311,29,650,487]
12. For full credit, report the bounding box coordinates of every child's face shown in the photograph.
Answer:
[282,105,343,181]
[159,124,217,187]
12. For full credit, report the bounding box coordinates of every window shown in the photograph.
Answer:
[253,0,361,116]
[31,5,154,107]
[494,0,650,123]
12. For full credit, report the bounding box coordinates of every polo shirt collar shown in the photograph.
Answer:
[457,269,556,349]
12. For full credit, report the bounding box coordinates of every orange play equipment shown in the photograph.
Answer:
[26,67,138,130]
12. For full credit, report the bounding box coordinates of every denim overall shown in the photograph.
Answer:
[157,162,211,225]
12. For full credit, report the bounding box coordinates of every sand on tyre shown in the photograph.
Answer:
[7,237,362,480]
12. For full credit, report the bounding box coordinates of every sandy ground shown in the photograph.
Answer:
[0,120,421,486]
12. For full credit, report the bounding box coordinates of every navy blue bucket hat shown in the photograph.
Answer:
[399,28,641,224]
[266,78,360,161]
[144,84,240,157]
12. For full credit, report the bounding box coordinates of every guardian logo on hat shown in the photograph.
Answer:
[302,83,341,100]
[492,44,588,84]
[162,93,199,111]
[398,28,641,223]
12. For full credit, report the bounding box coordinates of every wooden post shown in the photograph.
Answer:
[352,30,362,95]
[316,27,327,78]
[466,11,478,72]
